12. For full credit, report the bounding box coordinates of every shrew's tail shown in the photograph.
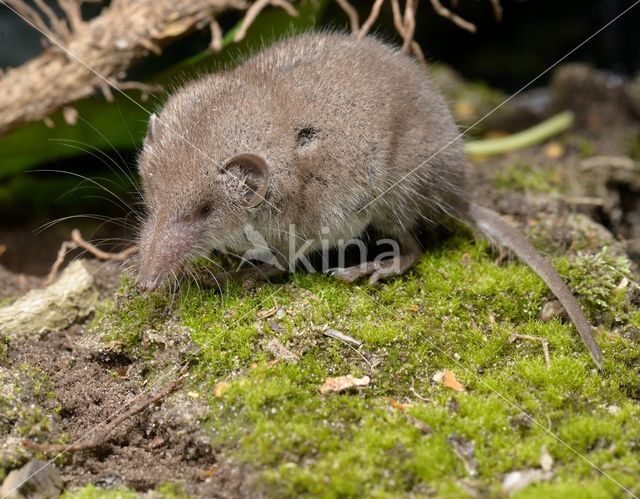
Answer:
[469,203,603,368]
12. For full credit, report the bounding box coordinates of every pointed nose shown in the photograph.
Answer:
[138,275,160,293]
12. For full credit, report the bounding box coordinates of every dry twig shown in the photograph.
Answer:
[45,228,138,285]
[210,18,224,52]
[429,0,477,33]
[490,0,503,22]
[3,0,57,41]
[234,0,299,43]
[323,328,363,348]
[321,327,373,370]
[0,0,247,136]
[336,0,360,33]
[23,375,186,453]
[32,0,70,40]
[410,377,430,402]
[358,0,384,37]
[401,0,417,54]
[510,333,551,369]
[110,79,164,94]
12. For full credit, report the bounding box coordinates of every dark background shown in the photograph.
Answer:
[1,0,639,91]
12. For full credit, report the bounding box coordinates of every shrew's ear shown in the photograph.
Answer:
[223,153,270,208]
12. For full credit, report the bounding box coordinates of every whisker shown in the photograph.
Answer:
[29,168,136,215]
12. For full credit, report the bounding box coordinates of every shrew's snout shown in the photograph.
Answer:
[138,274,161,293]
[137,218,202,293]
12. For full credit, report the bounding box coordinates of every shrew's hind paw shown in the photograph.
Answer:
[330,253,419,285]
[329,262,378,283]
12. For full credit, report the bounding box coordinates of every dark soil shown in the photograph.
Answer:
[3,268,254,497]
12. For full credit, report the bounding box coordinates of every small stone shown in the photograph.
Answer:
[607,405,620,415]
[405,415,432,435]
[502,469,552,495]
[447,433,478,477]
[0,460,62,499]
[265,338,299,363]
[539,446,554,471]
[446,397,460,414]
[540,300,565,322]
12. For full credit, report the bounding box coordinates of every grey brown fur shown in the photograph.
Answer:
[137,32,602,367]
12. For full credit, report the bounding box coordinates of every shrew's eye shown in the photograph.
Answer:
[195,203,212,219]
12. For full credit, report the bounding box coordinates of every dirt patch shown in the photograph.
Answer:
[0,260,258,497]
[4,320,258,497]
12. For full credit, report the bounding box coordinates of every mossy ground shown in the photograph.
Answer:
[77,234,640,498]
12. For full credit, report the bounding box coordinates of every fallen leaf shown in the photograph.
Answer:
[319,375,370,395]
[214,382,230,398]
[545,141,564,159]
[257,306,279,319]
[197,465,220,479]
[0,244,6,257]
[386,398,412,410]
[433,370,466,392]
[454,100,475,121]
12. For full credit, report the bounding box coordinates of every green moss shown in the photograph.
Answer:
[0,335,8,362]
[577,138,596,158]
[0,363,61,481]
[626,133,640,161]
[556,247,632,323]
[92,275,172,350]
[493,162,565,194]
[0,296,16,308]
[62,484,138,498]
[94,236,640,497]
[62,481,188,498]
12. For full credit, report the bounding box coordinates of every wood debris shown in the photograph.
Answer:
[265,338,299,363]
[0,260,98,337]
[46,228,138,285]
[323,328,363,348]
[0,0,249,136]
[510,333,551,369]
[319,375,370,395]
